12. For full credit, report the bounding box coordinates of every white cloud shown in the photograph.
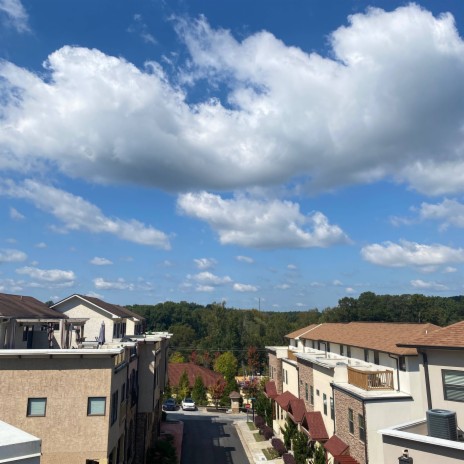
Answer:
[85,291,104,299]
[287,264,297,270]
[187,271,232,285]
[361,240,464,267]
[332,280,343,286]
[194,258,216,270]
[443,266,457,273]
[178,192,349,249]
[0,179,170,249]
[1,6,464,195]
[236,255,254,264]
[410,279,448,291]
[345,287,356,294]
[419,199,464,229]
[310,281,325,287]
[233,283,258,292]
[93,277,134,290]
[195,285,215,292]
[0,0,29,32]
[0,248,27,263]
[127,14,157,45]
[9,207,24,220]
[16,266,75,284]
[90,257,113,266]
[0,278,24,292]
[35,242,47,248]
[275,283,290,290]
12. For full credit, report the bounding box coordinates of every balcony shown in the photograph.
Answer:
[348,366,394,391]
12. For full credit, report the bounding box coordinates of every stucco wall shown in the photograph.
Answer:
[312,364,335,435]
[282,359,299,396]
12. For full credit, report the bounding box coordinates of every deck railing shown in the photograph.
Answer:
[287,350,298,361]
[348,366,394,390]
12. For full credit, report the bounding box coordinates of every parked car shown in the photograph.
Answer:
[162,398,177,411]
[181,397,196,411]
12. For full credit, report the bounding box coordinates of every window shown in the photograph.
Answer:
[316,389,320,396]
[310,386,314,405]
[358,414,366,442]
[22,326,29,342]
[347,346,351,358]
[374,351,380,365]
[340,344,344,356]
[364,349,369,362]
[312,340,316,349]
[285,370,288,384]
[323,394,327,415]
[121,383,126,403]
[27,398,46,417]
[88,397,106,416]
[443,370,464,402]
[327,342,331,352]
[399,356,407,371]
[330,397,334,420]
[111,391,119,425]
[305,383,308,401]
[348,408,354,434]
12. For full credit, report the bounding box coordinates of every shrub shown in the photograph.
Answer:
[262,425,273,440]
[283,453,296,464]
[254,415,265,428]
[271,438,287,457]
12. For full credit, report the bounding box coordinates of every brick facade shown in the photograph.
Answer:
[268,352,283,394]
[298,358,314,412]
[334,388,366,464]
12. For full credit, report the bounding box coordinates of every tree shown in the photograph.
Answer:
[176,369,190,399]
[208,378,226,409]
[255,391,273,427]
[191,375,207,405]
[282,417,297,450]
[292,431,309,464]
[313,443,326,464]
[247,346,260,375]
[213,351,238,381]
[169,351,185,363]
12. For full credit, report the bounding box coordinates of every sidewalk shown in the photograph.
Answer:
[234,419,281,464]
[160,419,184,463]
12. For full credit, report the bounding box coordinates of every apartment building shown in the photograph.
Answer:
[0,420,41,463]
[267,322,440,464]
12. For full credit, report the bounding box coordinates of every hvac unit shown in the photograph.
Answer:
[426,409,458,441]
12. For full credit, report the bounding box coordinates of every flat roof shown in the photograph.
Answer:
[0,348,124,358]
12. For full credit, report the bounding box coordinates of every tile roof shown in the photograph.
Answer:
[285,324,320,339]
[168,363,224,389]
[0,292,66,319]
[275,390,298,411]
[288,399,306,423]
[301,411,329,441]
[324,435,349,456]
[298,322,440,355]
[334,456,360,464]
[265,381,278,399]
[397,320,464,349]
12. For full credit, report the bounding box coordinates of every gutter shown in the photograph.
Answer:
[421,351,433,410]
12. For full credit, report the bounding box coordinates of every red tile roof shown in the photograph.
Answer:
[275,390,298,411]
[398,320,464,349]
[168,363,223,389]
[301,412,329,441]
[335,456,360,464]
[265,381,278,399]
[298,322,440,355]
[324,435,349,456]
[288,399,306,423]
[285,324,320,339]
[0,292,66,319]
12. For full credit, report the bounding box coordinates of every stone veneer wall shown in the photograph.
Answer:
[298,358,314,412]
[268,352,283,394]
[334,389,366,464]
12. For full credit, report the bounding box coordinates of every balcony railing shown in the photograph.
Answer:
[287,350,298,361]
[348,366,394,391]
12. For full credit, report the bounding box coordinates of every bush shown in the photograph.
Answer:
[262,425,273,440]
[271,438,287,457]
[283,453,296,464]
[254,415,265,428]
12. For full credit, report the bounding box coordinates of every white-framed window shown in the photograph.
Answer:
[88,397,106,416]
[358,414,366,442]
[27,398,46,417]
[443,370,464,402]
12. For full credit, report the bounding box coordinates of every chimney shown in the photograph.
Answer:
[398,450,413,464]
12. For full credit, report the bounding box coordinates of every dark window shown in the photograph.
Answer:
[323,393,327,415]
[340,344,344,356]
[310,386,314,405]
[374,351,380,365]
[364,349,369,362]
[327,342,331,352]
[348,408,354,434]
[27,398,46,417]
[358,414,366,442]
[88,397,106,416]
[399,356,407,371]
[305,383,308,401]
[443,370,464,402]
[330,397,334,420]
[347,346,351,358]
[312,340,315,349]
[111,391,119,425]
[22,326,29,342]
[121,383,126,403]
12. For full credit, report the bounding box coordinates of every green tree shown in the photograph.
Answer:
[169,351,185,363]
[191,375,207,405]
[293,431,310,464]
[282,417,297,449]
[209,378,226,409]
[176,369,190,399]
[214,351,238,381]
[313,443,326,464]
[255,390,273,426]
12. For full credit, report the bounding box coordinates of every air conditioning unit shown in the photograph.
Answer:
[426,409,458,441]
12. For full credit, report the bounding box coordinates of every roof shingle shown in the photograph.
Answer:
[301,411,329,441]
[275,391,298,411]
[168,363,223,389]
[324,435,349,456]
[398,320,464,349]
[0,293,66,319]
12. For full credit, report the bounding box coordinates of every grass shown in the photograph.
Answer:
[263,448,280,460]
[253,432,266,442]
[247,422,257,431]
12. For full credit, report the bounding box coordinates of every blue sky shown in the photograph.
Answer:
[1,1,464,311]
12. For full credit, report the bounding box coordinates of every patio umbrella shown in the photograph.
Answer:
[98,321,106,346]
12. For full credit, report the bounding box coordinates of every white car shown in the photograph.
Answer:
[181,397,196,411]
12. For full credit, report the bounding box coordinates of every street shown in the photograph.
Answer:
[167,410,249,464]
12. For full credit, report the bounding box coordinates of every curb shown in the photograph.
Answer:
[234,421,255,464]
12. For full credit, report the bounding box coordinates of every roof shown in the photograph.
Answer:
[285,324,319,340]
[298,322,440,355]
[0,293,66,319]
[265,381,278,399]
[301,411,329,441]
[52,294,145,321]
[398,320,464,349]
[275,390,298,411]
[334,456,360,464]
[168,363,223,388]
[288,399,306,423]
[324,435,349,456]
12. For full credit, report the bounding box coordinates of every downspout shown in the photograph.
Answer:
[421,351,432,410]
[388,354,401,391]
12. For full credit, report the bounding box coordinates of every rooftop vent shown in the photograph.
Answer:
[426,409,457,441]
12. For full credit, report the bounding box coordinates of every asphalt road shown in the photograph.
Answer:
[169,410,249,464]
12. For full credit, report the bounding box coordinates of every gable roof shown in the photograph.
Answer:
[298,322,440,355]
[168,363,223,388]
[398,320,464,349]
[285,324,320,340]
[0,293,66,319]
[264,381,278,399]
[288,399,306,423]
[301,411,329,441]
[275,390,298,411]
[52,294,145,321]
[334,456,360,464]
[324,435,349,456]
